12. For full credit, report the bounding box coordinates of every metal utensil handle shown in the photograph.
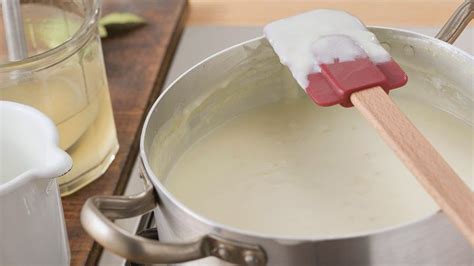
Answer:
[80,176,266,265]
[2,0,28,61]
[436,0,473,44]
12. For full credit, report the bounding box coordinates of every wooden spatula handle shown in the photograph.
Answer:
[351,86,474,246]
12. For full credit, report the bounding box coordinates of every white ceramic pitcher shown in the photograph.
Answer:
[0,101,72,265]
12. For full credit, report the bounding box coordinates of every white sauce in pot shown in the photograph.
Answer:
[263,9,390,89]
[162,96,472,238]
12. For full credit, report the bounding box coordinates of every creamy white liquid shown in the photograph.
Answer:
[164,96,472,238]
[264,9,390,89]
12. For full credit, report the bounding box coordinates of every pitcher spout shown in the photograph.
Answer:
[0,101,72,196]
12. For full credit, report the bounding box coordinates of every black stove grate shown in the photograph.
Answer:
[125,212,158,266]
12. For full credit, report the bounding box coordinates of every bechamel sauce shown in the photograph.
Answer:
[264,9,390,89]
[163,96,472,237]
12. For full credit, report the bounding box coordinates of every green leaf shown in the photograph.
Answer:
[99,12,146,37]
[99,25,108,38]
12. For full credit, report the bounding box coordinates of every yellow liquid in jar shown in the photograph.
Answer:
[0,4,118,195]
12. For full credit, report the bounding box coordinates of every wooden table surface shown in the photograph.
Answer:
[187,0,466,26]
[62,1,187,265]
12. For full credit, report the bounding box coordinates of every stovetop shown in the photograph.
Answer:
[99,25,473,266]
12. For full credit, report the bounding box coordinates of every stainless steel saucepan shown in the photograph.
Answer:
[81,1,473,265]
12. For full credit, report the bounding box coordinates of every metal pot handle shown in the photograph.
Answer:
[80,175,266,265]
[436,0,473,43]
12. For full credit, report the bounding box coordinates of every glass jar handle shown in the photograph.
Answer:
[436,0,473,44]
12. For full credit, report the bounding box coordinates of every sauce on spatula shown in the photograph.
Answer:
[264,9,390,89]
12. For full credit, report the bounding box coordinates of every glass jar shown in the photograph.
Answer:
[0,0,118,196]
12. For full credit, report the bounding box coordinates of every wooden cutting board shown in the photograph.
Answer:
[61,0,187,265]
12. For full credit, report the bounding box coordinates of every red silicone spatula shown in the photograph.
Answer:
[307,35,474,246]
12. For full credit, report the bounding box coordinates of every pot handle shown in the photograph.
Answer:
[436,0,473,44]
[80,175,266,265]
